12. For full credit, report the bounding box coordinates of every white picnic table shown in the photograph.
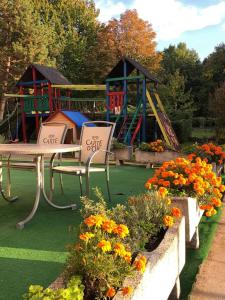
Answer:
[0,144,81,229]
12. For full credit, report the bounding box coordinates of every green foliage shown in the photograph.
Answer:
[172,118,192,143]
[115,192,171,251]
[23,276,84,300]
[111,138,127,150]
[159,70,195,119]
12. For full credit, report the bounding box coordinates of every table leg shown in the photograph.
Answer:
[16,156,42,229]
[0,161,18,203]
[41,157,76,210]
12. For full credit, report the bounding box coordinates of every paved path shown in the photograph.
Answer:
[190,207,225,300]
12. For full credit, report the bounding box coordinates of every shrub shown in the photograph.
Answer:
[190,142,225,165]
[172,119,192,143]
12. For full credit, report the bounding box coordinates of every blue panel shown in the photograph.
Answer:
[62,111,95,127]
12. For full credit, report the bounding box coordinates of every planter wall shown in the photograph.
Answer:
[113,147,133,165]
[114,217,186,300]
[135,149,181,168]
[171,197,204,249]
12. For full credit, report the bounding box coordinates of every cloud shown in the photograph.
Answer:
[95,0,225,41]
[95,0,126,23]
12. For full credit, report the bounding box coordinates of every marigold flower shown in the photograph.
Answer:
[97,240,111,252]
[134,255,146,273]
[102,219,116,233]
[205,208,217,217]
[171,207,182,218]
[123,251,132,263]
[113,224,129,238]
[106,287,116,298]
[114,243,126,256]
[84,215,96,227]
[158,187,168,197]
[122,286,133,296]
[163,215,174,227]
[211,197,222,207]
[79,232,95,242]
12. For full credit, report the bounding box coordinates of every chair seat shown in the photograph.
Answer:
[8,162,37,169]
[52,165,106,174]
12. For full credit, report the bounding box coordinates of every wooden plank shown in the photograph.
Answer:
[52,84,106,90]
[146,89,172,147]
[106,75,144,82]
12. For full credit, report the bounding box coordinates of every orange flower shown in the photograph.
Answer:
[158,187,168,197]
[163,215,174,227]
[134,255,146,272]
[123,251,132,263]
[79,232,95,241]
[114,243,126,257]
[205,207,217,217]
[97,240,111,252]
[122,286,133,296]
[102,219,116,233]
[106,287,116,298]
[171,207,182,218]
[113,224,129,238]
[84,215,97,227]
[211,197,222,207]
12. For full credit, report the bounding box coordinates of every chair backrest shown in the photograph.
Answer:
[37,122,67,145]
[79,121,115,164]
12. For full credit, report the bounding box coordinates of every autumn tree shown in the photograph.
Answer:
[89,9,162,81]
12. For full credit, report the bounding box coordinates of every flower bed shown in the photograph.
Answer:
[145,157,225,248]
[113,146,133,165]
[114,217,185,300]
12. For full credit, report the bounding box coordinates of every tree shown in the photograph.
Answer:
[160,43,204,115]
[208,82,225,141]
[159,70,195,120]
[89,9,162,82]
[0,0,57,120]
[51,0,101,83]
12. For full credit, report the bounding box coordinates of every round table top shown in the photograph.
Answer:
[0,144,81,155]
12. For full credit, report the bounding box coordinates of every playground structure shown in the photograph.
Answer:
[105,57,179,149]
[3,58,179,149]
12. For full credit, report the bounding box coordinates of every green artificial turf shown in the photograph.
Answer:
[0,165,152,300]
[180,208,222,300]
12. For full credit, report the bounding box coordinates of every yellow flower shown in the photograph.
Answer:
[134,255,147,273]
[79,232,95,242]
[113,224,129,238]
[114,243,126,256]
[102,219,116,233]
[97,240,112,252]
[163,215,174,227]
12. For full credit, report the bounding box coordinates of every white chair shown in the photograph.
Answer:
[49,121,115,201]
[6,122,68,196]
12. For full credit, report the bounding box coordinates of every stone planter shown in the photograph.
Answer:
[171,197,204,249]
[112,146,133,165]
[49,218,186,300]
[114,217,186,300]
[134,149,181,168]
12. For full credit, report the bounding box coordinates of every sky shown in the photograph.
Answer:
[94,0,225,61]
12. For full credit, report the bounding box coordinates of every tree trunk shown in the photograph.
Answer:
[0,56,11,121]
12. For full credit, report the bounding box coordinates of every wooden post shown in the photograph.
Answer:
[106,82,110,122]
[142,78,146,142]
[48,82,53,113]
[32,66,39,138]
[20,86,27,143]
